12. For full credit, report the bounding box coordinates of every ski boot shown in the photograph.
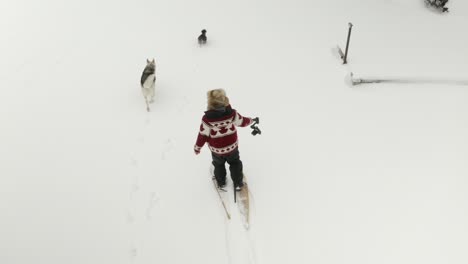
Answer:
[234,181,244,192]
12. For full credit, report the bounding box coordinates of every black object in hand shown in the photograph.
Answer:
[250,117,261,136]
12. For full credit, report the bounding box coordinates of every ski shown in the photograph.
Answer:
[236,181,250,230]
[210,167,251,229]
[212,176,231,220]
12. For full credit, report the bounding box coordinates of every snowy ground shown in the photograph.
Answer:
[1,0,468,263]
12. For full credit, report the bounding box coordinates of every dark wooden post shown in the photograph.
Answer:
[343,22,353,64]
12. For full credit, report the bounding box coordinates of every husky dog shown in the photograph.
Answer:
[198,29,207,46]
[140,59,156,112]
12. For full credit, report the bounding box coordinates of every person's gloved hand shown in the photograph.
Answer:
[194,145,200,155]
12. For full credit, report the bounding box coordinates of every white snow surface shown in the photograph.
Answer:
[1,0,468,263]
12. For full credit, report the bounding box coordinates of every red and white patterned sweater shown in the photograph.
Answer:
[194,105,253,156]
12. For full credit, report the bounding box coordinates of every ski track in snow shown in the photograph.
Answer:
[224,217,233,264]
[220,186,258,264]
[161,138,174,160]
[223,214,258,264]
[146,192,160,221]
[245,229,259,264]
[126,171,139,224]
[126,116,154,262]
[129,247,138,262]
[127,170,139,261]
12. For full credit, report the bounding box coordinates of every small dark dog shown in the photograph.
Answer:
[198,29,207,45]
[425,0,449,12]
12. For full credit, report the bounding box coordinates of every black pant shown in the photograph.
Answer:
[211,148,243,186]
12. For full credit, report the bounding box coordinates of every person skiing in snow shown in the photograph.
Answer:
[194,89,255,191]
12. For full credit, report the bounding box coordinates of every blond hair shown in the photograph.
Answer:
[207,89,230,110]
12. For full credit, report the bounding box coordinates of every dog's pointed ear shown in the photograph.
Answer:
[151,58,155,64]
[147,59,151,64]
